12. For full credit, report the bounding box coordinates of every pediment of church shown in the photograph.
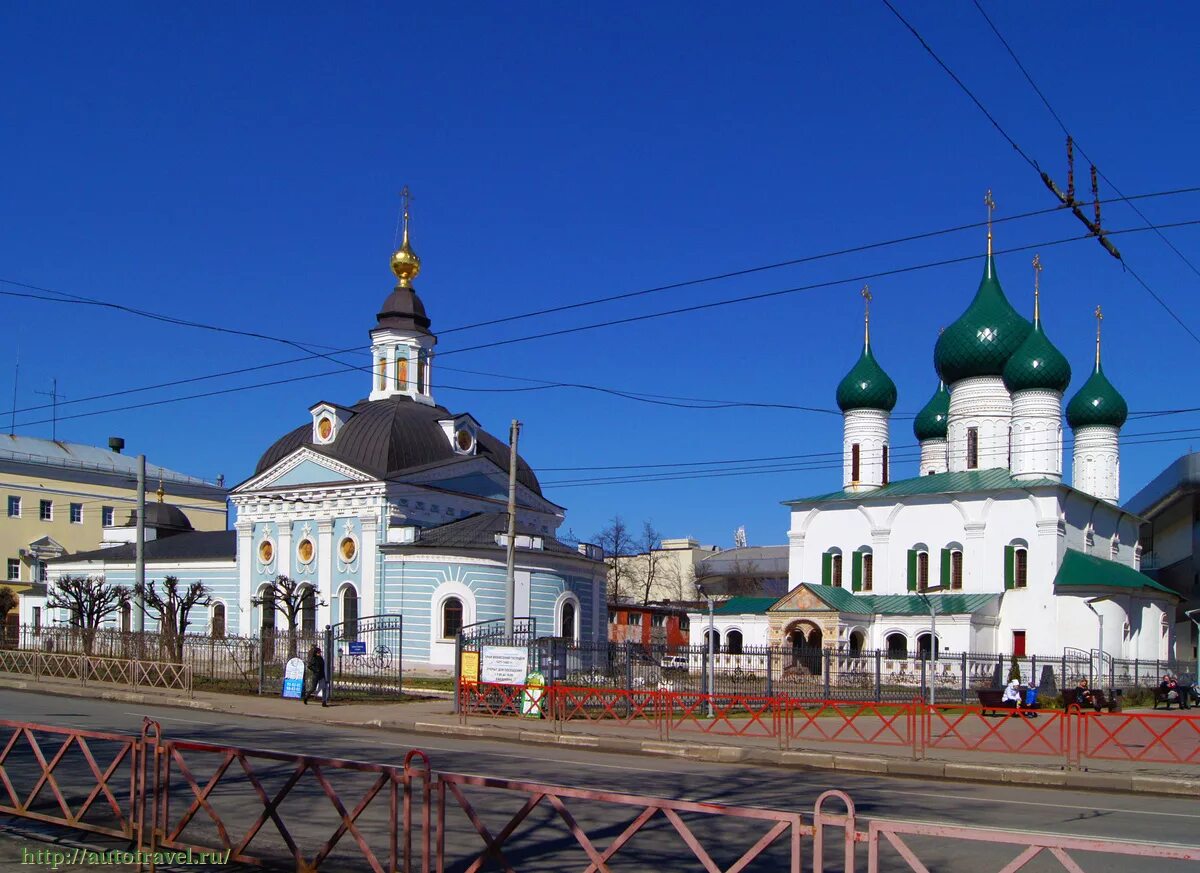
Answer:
[234,448,374,493]
[768,585,835,612]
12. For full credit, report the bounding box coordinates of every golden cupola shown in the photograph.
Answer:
[389,187,421,288]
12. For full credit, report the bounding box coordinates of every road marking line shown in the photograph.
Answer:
[122,711,218,725]
[374,741,666,774]
[860,786,1200,820]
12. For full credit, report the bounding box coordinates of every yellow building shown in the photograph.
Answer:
[0,435,228,632]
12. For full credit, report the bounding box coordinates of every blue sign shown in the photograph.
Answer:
[282,657,305,700]
[349,641,367,655]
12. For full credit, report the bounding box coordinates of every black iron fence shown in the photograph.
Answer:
[457,635,1195,704]
[0,620,407,701]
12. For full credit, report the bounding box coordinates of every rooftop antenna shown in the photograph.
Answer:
[9,343,18,436]
[35,378,64,441]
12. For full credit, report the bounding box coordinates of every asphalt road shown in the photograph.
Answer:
[0,689,1196,872]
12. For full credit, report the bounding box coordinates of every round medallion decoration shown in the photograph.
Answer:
[317,417,333,440]
[339,536,357,562]
[297,538,315,564]
[455,428,473,452]
[258,540,274,564]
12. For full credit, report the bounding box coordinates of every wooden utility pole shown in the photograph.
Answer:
[503,420,522,636]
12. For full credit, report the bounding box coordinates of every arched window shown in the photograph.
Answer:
[377,357,387,390]
[909,543,930,591]
[851,443,861,482]
[882,445,890,485]
[441,597,463,640]
[300,586,317,635]
[917,632,940,661]
[726,630,744,655]
[561,600,576,641]
[211,602,226,639]
[1004,540,1027,591]
[823,548,843,588]
[849,630,865,656]
[260,588,276,631]
[395,356,408,390]
[966,427,979,469]
[703,628,720,651]
[885,632,908,659]
[950,548,964,590]
[853,547,873,592]
[342,586,359,641]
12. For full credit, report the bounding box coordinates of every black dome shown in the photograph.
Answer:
[255,397,542,495]
[121,502,194,533]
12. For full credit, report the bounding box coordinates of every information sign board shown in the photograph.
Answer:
[282,657,306,700]
[460,650,480,685]
[348,641,367,655]
[480,645,529,685]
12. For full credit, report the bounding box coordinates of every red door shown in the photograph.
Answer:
[1012,630,1026,657]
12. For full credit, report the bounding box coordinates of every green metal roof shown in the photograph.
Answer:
[835,342,898,412]
[785,467,1058,505]
[1066,362,1127,429]
[713,597,780,616]
[934,254,1032,385]
[912,380,950,441]
[714,584,999,616]
[1003,316,1071,394]
[1053,548,1176,597]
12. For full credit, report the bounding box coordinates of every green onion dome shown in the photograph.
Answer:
[836,342,897,412]
[934,255,1032,385]
[1066,361,1127,429]
[913,380,950,441]
[1002,316,1071,394]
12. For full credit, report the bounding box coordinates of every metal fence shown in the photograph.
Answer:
[0,620,407,700]
[459,635,1192,704]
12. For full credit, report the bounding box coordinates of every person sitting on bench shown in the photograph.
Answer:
[1160,674,1190,710]
[1072,678,1104,712]
[1001,679,1023,711]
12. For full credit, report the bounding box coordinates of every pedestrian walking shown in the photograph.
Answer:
[303,645,328,707]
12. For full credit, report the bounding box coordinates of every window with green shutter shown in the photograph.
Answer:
[940,548,951,589]
[851,551,863,592]
[822,552,832,586]
[907,549,917,591]
[1004,545,1015,589]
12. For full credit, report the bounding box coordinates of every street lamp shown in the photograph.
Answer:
[1083,596,1109,687]
[916,584,947,706]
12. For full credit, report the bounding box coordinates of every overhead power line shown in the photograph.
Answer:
[882,0,1200,346]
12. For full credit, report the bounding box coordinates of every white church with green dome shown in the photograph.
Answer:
[699,212,1177,664]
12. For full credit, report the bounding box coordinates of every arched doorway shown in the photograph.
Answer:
[885,632,907,659]
[848,630,865,657]
[916,632,940,661]
[785,621,823,676]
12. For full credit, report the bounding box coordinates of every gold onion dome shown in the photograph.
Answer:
[390,234,421,288]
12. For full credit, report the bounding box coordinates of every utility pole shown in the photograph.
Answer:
[503,420,521,637]
[135,454,146,633]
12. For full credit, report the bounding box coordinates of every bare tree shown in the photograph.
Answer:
[593,516,635,603]
[636,521,663,605]
[655,560,696,603]
[251,575,326,658]
[134,576,211,663]
[47,575,130,654]
[695,558,762,598]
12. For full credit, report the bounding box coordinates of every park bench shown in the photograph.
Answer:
[974,688,1009,716]
[1153,687,1188,710]
[1063,687,1121,712]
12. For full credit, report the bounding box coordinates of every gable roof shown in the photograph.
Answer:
[1053,549,1177,597]
[712,584,999,616]
[784,468,1059,505]
[398,512,585,559]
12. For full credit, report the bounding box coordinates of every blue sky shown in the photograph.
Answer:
[1,2,1198,548]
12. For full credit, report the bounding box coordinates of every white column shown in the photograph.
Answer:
[918,439,948,476]
[843,409,890,491]
[236,519,254,635]
[317,518,334,621]
[963,523,986,592]
[1072,425,1120,503]
[871,530,890,594]
[946,377,1012,472]
[277,522,292,580]
[1011,390,1063,481]
[360,515,379,617]
[787,527,806,592]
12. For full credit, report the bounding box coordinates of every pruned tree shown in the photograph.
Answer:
[636,521,663,605]
[134,575,211,663]
[251,575,326,658]
[593,516,635,603]
[47,575,130,654]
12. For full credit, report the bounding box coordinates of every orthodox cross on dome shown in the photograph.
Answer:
[156,474,165,504]
[1032,254,1043,322]
[400,185,413,244]
[1094,304,1103,367]
[861,284,872,346]
[390,185,422,288]
[984,189,996,256]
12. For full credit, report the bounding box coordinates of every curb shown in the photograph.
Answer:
[4,675,1198,798]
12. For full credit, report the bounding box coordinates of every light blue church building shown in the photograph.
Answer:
[50,213,606,666]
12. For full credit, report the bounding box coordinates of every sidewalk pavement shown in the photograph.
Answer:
[2,674,1198,798]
